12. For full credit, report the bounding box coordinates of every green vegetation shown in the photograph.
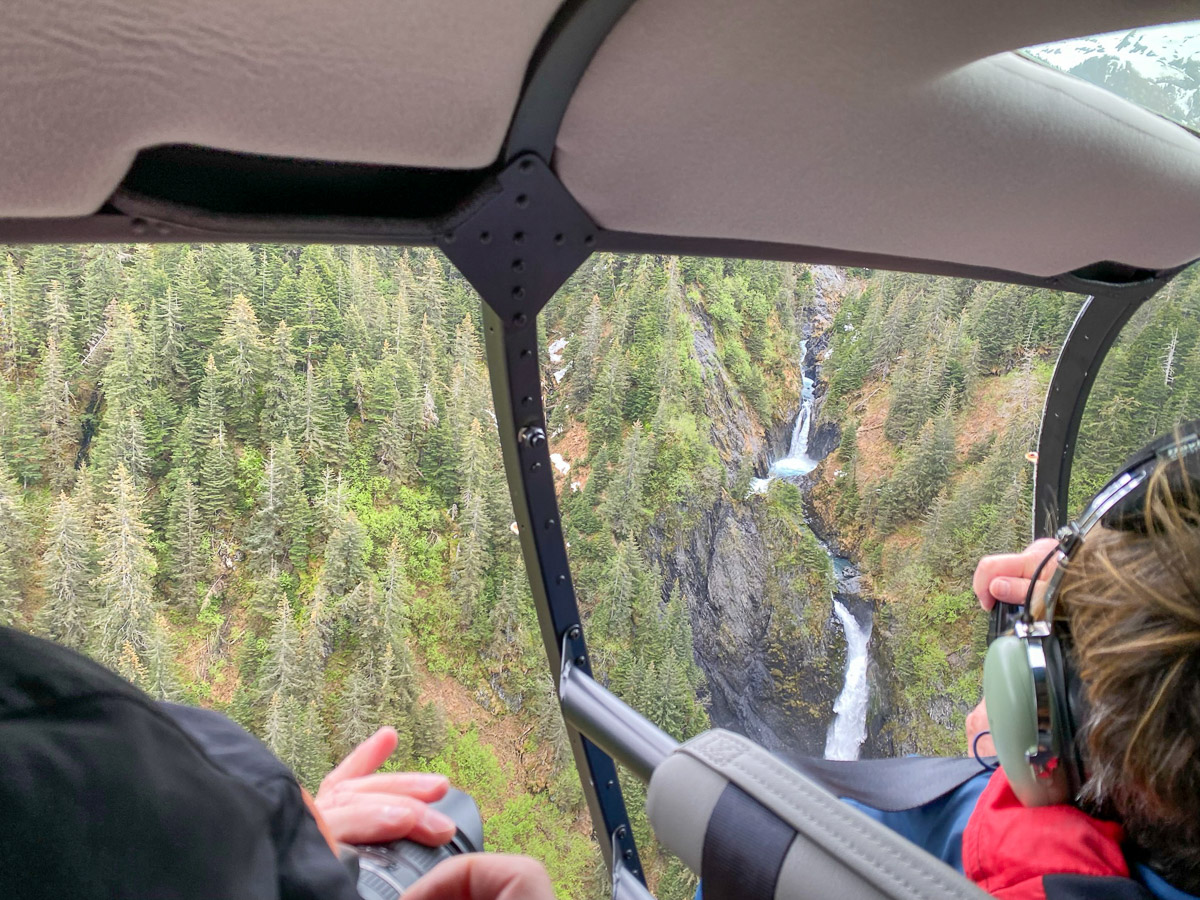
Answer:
[6,240,1196,893]
[1072,265,1200,512]
[816,266,1200,753]
[0,245,815,899]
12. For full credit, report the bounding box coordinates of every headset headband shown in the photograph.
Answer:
[1039,426,1200,623]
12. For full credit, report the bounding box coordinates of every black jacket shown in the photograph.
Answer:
[0,626,360,900]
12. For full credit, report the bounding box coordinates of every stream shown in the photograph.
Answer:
[753,337,874,761]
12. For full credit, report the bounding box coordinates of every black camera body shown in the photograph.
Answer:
[349,788,484,900]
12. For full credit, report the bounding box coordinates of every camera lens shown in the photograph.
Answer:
[353,788,483,900]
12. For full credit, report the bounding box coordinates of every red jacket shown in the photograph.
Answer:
[964,770,1137,900]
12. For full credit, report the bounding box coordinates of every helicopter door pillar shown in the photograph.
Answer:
[439,154,647,882]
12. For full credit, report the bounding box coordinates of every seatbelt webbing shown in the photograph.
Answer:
[782,755,990,812]
[702,784,794,900]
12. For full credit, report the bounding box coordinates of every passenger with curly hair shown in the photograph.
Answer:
[854,424,1200,900]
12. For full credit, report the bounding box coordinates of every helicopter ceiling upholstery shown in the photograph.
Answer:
[1,0,1199,278]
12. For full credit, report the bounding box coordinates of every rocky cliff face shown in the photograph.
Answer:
[645,294,858,757]
[651,492,844,755]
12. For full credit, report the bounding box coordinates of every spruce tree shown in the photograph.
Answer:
[601,423,653,538]
[100,304,148,416]
[37,337,75,490]
[338,662,377,754]
[300,353,333,460]
[156,286,189,392]
[166,476,207,607]
[217,294,264,433]
[0,465,30,625]
[258,594,301,703]
[79,246,124,344]
[94,464,161,672]
[246,444,285,575]
[42,281,78,370]
[261,321,299,443]
[195,355,226,445]
[175,248,223,382]
[37,491,94,650]
[412,700,447,760]
[197,425,235,530]
[381,537,411,642]
[317,510,369,600]
[569,298,605,407]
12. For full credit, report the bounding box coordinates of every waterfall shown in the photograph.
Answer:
[750,320,875,759]
[824,600,872,760]
[769,340,820,478]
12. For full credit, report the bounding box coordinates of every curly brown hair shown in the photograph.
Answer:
[1058,458,1200,891]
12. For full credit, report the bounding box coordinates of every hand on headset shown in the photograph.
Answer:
[972,537,1060,611]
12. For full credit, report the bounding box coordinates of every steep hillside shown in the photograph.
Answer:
[5,242,1199,899]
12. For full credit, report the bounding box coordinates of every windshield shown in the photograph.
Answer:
[6,243,1198,899]
[1021,21,1200,132]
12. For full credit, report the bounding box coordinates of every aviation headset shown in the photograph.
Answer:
[983,421,1200,807]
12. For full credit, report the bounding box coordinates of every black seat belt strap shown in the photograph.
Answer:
[782,755,989,812]
[701,784,795,900]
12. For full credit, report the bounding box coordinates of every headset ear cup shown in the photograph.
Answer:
[983,634,1071,806]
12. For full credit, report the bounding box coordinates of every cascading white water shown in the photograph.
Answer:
[749,325,875,759]
[823,600,872,760]
[769,340,820,478]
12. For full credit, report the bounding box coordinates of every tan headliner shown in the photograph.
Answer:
[557,0,1200,276]
[0,0,561,217]
[2,0,1199,276]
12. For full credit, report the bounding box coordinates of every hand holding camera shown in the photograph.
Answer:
[318,727,552,900]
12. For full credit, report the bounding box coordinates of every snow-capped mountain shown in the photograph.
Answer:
[1024,22,1200,130]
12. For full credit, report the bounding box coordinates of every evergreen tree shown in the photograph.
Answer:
[37,338,75,489]
[165,476,207,606]
[381,536,411,641]
[94,464,161,672]
[569,298,605,407]
[258,595,301,703]
[218,294,264,433]
[42,280,78,369]
[0,465,31,625]
[37,491,94,650]
[877,394,957,530]
[317,510,369,600]
[601,423,653,538]
[175,248,223,381]
[79,246,124,343]
[197,425,235,530]
[195,354,226,445]
[100,303,149,415]
[261,321,300,443]
[412,700,447,760]
[156,287,189,392]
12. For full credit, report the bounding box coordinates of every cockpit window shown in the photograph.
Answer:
[12,244,1199,898]
[1071,262,1200,515]
[1021,22,1200,132]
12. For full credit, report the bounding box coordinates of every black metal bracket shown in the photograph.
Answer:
[437,154,644,882]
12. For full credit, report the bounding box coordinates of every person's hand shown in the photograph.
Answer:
[965,699,995,757]
[972,538,1060,611]
[404,854,556,900]
[315,727,457,846]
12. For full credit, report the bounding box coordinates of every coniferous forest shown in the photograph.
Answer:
[2,244,1198,898]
